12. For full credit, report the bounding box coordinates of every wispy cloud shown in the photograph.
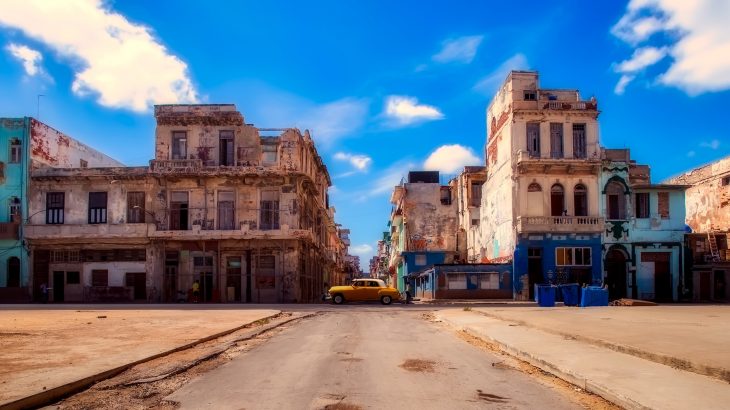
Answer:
[612,0,730,95]
[700,139,721,150]
[423,144,481,174]
[432,35,484,64]
[0,0,198,112]
[383,95,443,126]
[687,150,696,158]
[612,46,669,94]
[5,43,48,78]
[350,244,374,256]
[473,53,529,95]
[333,152,373,172]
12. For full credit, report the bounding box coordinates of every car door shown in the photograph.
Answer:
[365,281,381,301]
[349,281,365,301]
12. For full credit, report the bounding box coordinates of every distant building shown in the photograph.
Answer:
[25,105,345,303]
[0,117,122,302]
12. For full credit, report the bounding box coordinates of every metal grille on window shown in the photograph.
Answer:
[527,123,540,157]
[127,192,145,223]
[46,192,64,224]
[260,191,279,230]
[88,192,107,224]
[218,191,235,230]
[572,123,587,158]
[550,123,563,158]
[9,139,21,163]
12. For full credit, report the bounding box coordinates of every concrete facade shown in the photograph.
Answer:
[24,105,350,303]
[388,171,458,291]
[481,71,604,300]
[0,118,122,302]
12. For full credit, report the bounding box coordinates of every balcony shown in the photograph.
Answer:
[0,222,19,240]
[515,150,600,175]
[23,223,151,242]
[148,159,299,177]
[513,100,597,112]
[148,223,317,243]
[516,216,605,233]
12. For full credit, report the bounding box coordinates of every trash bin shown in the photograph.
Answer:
[560,284,580,306]
[580,286,609,307]
[537,285,556,307]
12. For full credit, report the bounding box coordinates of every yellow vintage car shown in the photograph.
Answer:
[328,279,401,305]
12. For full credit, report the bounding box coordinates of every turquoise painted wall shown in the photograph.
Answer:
[0,118,29,288]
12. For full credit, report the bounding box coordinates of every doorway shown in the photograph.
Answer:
[53,271,64,302]
[126,272,147,300]
[654,258,672,302]
[527,248,543,300]
[550,185,564,216]
[605,249,628,300]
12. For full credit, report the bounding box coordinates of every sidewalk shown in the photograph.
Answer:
[0,307,280,409]
[437,308,730,410]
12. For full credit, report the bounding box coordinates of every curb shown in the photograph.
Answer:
[436,312,648,410]
[0,311,284,410]
[472,309,730,383]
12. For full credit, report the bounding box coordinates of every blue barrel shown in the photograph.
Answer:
[560,284,580,306]
[537,285,556,307]
[580,286,609,307]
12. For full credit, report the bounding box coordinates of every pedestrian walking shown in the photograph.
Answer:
[406,281,413,304]
[192,280,200,303]
[40,282,48,303]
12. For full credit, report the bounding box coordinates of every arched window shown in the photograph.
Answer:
[7,257,20,287]
[574,184,588,216]
[550,184,565,216]
[605,181,627,220]
[528,183,542,192]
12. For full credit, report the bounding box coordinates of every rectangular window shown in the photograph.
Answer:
[480,272,500,290]
[172,131,187,160]
[260,191,280,230]
[526,123,540,157]
[572,123,587,159]
[217,191,235,230]
[722,176,730,186]
[219,130,234,166]
[9,139,21,163]
[523,90,537,101]
[658,192,670,219]
[91,270,108,287]
[415,254,427,266]
[170,191,189,230]
[550,123,564,158]
[66,271,80,284]
[261,142,278,165]
[127,192,146,223]
[88,192,107,224]
[470,182,482,207]
[448,273,467,290]
[440,187,452,205]
[556,247,591,266]
[79,159,88,168]
[635,193,650,219]
[193,256,214,267]
[9,199,21,223]
[46,192,64,224]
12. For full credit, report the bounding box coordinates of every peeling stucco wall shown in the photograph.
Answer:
[30,119,124,168]
[400,182,458,255]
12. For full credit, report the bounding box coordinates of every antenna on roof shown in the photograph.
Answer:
[37,94,44,120]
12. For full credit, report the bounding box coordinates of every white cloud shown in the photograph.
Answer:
[6,43,44,76]
[473,53,529,95]
[366,161,417,198]
[432,35,484,64]
[334,152,372,171]
[700,139,721,150]
[614,74,635,95]
[0,0,198,112]
[384,95,444,125]
[350,244,373,256]
[612,0,730,95]
[423,144,481,174]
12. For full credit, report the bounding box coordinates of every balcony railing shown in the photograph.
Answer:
[0,222,19,240]
[517,216,604,233]
[149,159,203,173]
[545,101,596,110]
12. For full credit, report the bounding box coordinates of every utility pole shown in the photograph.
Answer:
[36,94,44,119]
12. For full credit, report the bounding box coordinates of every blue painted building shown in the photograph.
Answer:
[411,263,512,300]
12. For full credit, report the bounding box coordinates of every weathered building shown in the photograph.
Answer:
[388,171,458,291]
[453,166,486,263]
[480,71,604,300]
[665,155,730,232]
[26,104,344,303]
[0,117,122,302]
[600,149,687,302]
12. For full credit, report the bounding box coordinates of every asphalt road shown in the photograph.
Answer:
[165,309,582,409]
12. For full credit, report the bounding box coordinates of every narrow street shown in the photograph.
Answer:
[163,309,587,409]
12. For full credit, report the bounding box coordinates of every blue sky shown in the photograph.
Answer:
[1,0,729,267]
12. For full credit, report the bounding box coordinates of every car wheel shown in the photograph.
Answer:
[381,295,392,305]
[333,294,345,304]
